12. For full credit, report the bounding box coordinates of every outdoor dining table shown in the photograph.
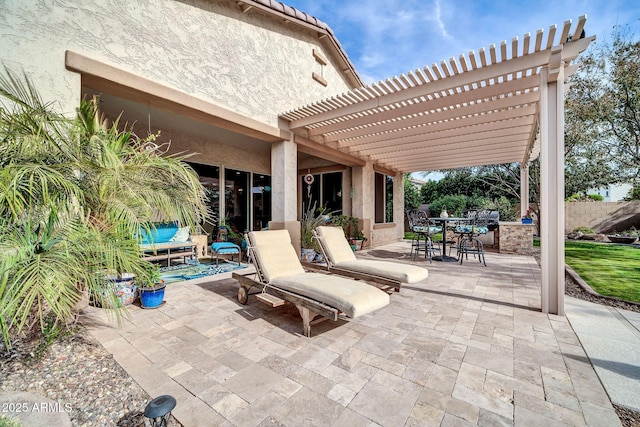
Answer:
[428,217,471,262]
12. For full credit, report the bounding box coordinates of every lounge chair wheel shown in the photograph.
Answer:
[237,286,248,305]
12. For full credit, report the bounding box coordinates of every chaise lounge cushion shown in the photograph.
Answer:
[248,229,389,318]
[249,230,305,282]
[272,273,389,318]
[314,226,357,264]
[315,226,429,284]
[333,259,428,284]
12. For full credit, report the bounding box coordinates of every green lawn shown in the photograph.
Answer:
[563,240,640,302]
[535,239,640,302]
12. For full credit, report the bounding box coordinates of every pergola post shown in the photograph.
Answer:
[520,163,530,217]
[539,52,566,315]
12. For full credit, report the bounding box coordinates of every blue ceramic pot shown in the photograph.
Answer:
[139,282,166,309]
[521,218,533,224]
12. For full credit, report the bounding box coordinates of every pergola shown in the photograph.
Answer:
[280,16,595,315]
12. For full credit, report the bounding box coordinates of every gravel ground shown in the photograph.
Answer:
[0,332,180,426]
[0,249,637,426]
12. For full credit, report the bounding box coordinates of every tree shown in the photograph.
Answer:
[0,69,210,352]
[565,26,640,193]
[420,179,440,204]
[420,163,537,229]
[404,174,421,211]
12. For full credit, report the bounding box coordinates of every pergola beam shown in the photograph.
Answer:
[307,74,541,136]
[287,49,552,129]
[339,106,537,150]
[354,125,533,157]
[327,92,539,143]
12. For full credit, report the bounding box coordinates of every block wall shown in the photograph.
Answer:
[565,201,640,233]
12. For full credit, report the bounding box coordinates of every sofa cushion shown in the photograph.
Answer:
[169,226,190,243]
[140,223,178,245]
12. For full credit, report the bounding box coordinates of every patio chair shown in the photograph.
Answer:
[231,229,390,337]
[311,226,429,292]
[456,209,489,266]
[406,210,441,262]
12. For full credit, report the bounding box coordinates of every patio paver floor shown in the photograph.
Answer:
[83,241,621,426]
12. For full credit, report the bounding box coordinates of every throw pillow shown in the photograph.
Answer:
[170,226,190,243]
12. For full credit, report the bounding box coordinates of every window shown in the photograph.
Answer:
[225,168,249,233]
[190,163,271,240]
[301,171,342,214]
[252,174,271,230]
[375,172,394,223]
[189,163,219,238]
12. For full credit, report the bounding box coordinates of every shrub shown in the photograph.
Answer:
[429,195,469,217]
[567,193,603,202]
[0,69,210,353]
[625,186,640,200]
[613,228,640,237]
[574,226,596,234]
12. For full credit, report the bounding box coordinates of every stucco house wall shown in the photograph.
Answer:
[1,0,409,246]
[0,0,354,125]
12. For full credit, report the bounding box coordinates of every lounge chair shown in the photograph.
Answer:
[311,226,429,292]
[231,229,390,337]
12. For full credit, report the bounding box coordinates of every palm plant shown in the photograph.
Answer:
[301,201,335,251]
[0,68,210,352]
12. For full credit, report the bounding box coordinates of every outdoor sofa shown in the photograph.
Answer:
[139,223,197,266]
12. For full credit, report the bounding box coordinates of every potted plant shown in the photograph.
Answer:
[301,201,332,262]
[138,263,166,309]
[522,208,534,224]
[349,228,368,251]
[106,272,137,307]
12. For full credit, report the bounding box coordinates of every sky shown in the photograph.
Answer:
[283,0,639,84]
[280,0,640,181]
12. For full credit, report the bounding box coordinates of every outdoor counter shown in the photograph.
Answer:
[495,222,535,255]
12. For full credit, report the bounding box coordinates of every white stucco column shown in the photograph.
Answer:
[351,162,374,220]
[394,171,404,237]
[270,137,300,251]
[352,162,375,246]
[520,163,530,217]
[539,62,565,316]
